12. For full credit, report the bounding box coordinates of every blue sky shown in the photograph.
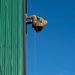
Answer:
[26,0,75,75]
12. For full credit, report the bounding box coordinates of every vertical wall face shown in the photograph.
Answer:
[0,0,25,75]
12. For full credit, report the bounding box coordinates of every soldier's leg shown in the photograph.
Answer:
[26,15,37,24]
[27,15,37,19]
[26,21,32,24]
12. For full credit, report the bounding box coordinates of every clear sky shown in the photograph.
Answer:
[26,0,75,75]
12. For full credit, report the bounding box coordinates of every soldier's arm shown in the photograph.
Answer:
[37,16,44,22]
[37,16,41,19]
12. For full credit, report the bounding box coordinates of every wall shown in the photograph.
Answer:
[0,0,26,75]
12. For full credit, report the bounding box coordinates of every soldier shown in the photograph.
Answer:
[26,15,48,32]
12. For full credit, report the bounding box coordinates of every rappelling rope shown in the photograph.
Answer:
[27,0,38,75]
[34,31,37,75]
[27,0,35,14]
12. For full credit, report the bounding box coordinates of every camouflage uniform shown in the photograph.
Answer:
[26,15,48,32]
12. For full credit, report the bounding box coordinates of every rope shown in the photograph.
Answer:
[34,31,37,75]
[27,0,38,75]
[27,0,35,14]
[26,0,35,33]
